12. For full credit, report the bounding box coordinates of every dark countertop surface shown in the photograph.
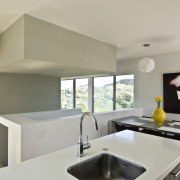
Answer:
[112,116,180,134]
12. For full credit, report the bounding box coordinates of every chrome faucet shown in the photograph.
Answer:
[77,112,98,157]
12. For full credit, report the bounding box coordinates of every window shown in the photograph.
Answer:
[60,74,134,112]
[116,75,134,110]
[61,80,74,109]
[76,78,88,112]
[93,76,114,112]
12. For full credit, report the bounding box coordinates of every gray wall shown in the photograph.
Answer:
[0,73,60,166]
[117,51,180,120]
[0,73,60,115]
[0,124,8,166]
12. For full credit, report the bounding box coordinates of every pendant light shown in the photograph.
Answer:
[138,43,155,73]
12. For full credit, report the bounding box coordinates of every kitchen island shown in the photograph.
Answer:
[0,130,180,180]
[0,109,141,166]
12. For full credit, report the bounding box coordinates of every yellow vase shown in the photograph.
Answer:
[152,107,166,125]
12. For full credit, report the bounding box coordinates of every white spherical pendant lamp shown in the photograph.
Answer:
[138,43,155,73]
[138,57,155,73]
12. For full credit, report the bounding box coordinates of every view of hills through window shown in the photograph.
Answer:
[61,79,88,111]
[94,75,134,112]
[94,76,113,112]
[116,75,134,110]
[76,79,88,111]
[61,75,134,112]
[61,80,73,109]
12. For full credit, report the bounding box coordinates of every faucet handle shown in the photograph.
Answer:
[77,136,84,157]
[83,134,91,150]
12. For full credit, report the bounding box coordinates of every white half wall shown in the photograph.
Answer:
[19,109,141,161]
[0,117,21,167]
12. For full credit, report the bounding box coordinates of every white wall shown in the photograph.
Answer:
[117,51,180,121]
[0,16,24,67]
[24,15,116,74]
[0,15,116,77]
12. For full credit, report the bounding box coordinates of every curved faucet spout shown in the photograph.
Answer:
[78,112,98,157]
[80,112,98,131]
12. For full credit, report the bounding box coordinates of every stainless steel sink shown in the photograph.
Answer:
[67,153,146,180]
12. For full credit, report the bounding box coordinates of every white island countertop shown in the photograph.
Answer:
[0,130,180,180]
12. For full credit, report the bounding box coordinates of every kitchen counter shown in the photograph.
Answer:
[0,130,180,180]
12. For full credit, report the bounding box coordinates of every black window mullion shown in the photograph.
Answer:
[73,79,76,108]
[113,76,116,110]
[92,77,94,113]
[60,80,61,109]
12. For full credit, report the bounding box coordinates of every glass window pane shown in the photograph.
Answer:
[94,76,113,112]
[76,78,88,112]
[116,75,134,110]
[61,80,73,109]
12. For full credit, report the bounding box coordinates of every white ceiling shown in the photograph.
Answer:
[1,0,180,61]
